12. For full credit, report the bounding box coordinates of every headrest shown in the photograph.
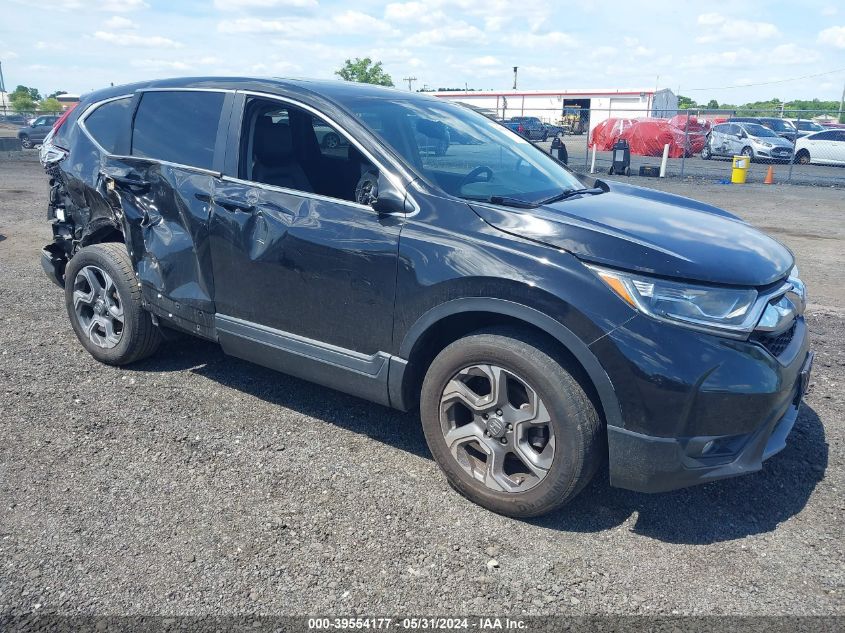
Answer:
[254,116,293,162]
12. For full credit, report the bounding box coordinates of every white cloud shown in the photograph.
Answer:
[104,15,136,30]
[219,11,396,37]
[100,0,149,11]
[821,5,837,17]
[93,31,182,48]
[695,12,779,43]
[771,43,821,63]
[679,49,751,69]
[818,25,845,48]
[213,0,317,9]
[406,22,486,46]
[503,31,578,49]
[130,59,193,71]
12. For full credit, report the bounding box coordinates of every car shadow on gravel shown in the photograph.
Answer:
[127,336,430,459]
[129,338,827,544]
[531,405,828,544]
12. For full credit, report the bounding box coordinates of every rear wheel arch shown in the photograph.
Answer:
[393,298,622,430]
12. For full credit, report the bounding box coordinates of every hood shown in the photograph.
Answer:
[470,181,793,287]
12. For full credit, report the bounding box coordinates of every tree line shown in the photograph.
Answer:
[6,85,68,113]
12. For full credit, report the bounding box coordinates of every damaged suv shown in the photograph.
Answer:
[39,78,812,517]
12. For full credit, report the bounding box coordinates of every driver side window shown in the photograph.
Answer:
[239,97,376,204]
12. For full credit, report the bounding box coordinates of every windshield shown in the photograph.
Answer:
[742,123,779,138]
[343,97,582,204]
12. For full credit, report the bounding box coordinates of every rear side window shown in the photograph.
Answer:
[131,90,225,170]
[83,97,132,154]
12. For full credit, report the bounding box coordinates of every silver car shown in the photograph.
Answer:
[701,122,794,162]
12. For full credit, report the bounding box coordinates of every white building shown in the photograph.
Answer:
[432,87,678,133]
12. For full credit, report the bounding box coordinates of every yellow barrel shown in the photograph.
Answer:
[731,155,749,184]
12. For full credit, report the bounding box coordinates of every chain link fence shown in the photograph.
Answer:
[517,106,845,187]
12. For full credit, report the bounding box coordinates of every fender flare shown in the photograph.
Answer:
[391,297,622,428]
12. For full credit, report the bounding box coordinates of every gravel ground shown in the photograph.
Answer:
[0,159,843,617]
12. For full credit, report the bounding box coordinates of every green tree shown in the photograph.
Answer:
[39,97,63,112]
[677,95,697,109]
[706,99,719,109]
[47,90,67,99]
[335,57,394,87]
[12,85,42,101]
[11,94,36,113]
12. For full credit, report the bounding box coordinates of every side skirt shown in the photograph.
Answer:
[215,314,399,407]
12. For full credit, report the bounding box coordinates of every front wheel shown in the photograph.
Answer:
[19,134,32,149]
[420,328,603,517]
[795,150,811,165]
[701,144,712,160]
[741,146,754,161]
[64,243,161,365]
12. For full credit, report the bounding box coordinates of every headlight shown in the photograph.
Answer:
[586,264,759,337]
[762,142,773,148]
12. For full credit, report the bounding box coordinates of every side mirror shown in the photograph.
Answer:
[372,172,406,215]
[356,171,406,215]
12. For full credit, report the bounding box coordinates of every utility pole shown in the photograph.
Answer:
[839,80,845,124]
[403,76,417,92]
[512,66,518,90]
[0,60,5,94]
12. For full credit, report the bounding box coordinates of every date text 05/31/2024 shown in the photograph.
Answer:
[308,618,527,630]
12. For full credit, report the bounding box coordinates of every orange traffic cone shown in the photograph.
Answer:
[764,165,774,184]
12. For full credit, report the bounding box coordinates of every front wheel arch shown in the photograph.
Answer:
[393,298,622,430]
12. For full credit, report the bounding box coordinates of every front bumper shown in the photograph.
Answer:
[607,350,812,493]
[756,146,793,160]
[591,311,812,493]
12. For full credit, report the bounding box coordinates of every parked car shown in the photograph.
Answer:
[505,116,547,141]
[17,115,59,148]
[793,129,845,165]
[0,114,26,125]
[787,119,826,138]
[701,122,794,162]
[39,78,811,517]
[729,116,797,143]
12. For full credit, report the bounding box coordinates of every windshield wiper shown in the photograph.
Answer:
[467,195,540,209]
[537,187,605,205]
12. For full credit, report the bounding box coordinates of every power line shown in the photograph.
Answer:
[686,66,845,91]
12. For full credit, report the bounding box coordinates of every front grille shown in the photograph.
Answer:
[754,323,796,357]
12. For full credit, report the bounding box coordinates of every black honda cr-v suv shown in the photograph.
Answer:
[39,78,812,517]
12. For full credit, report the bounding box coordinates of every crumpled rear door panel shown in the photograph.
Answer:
[102,156,217,337]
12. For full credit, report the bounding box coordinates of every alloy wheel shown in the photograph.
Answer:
[439,364,555,493]
[20,135,32,149]
[72,265,125,349]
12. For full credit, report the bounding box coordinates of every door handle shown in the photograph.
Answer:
[215,197,255,213]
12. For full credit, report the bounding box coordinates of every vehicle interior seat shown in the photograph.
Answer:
[252,116,314,192]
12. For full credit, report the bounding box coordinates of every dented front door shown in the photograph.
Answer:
[207,180,403,356]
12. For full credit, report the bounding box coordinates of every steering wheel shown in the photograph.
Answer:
[459,165,494,189]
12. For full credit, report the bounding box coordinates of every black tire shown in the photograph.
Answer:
[64,243,161,365]
[19,134,32,149]
[420,327,603,518]
[323,132,340,149]
[741,146,754,162]
[701,144,712,160]
[624,166,631,176]
[796,150,811,165]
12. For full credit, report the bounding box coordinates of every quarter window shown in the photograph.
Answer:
[83,97,132,154]
[131,90,224,170]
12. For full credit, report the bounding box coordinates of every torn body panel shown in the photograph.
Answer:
[100,157,219,337]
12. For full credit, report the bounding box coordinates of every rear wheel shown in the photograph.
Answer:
[64,243,161,365]
[19,134,32,149]
[420,328,603,517]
